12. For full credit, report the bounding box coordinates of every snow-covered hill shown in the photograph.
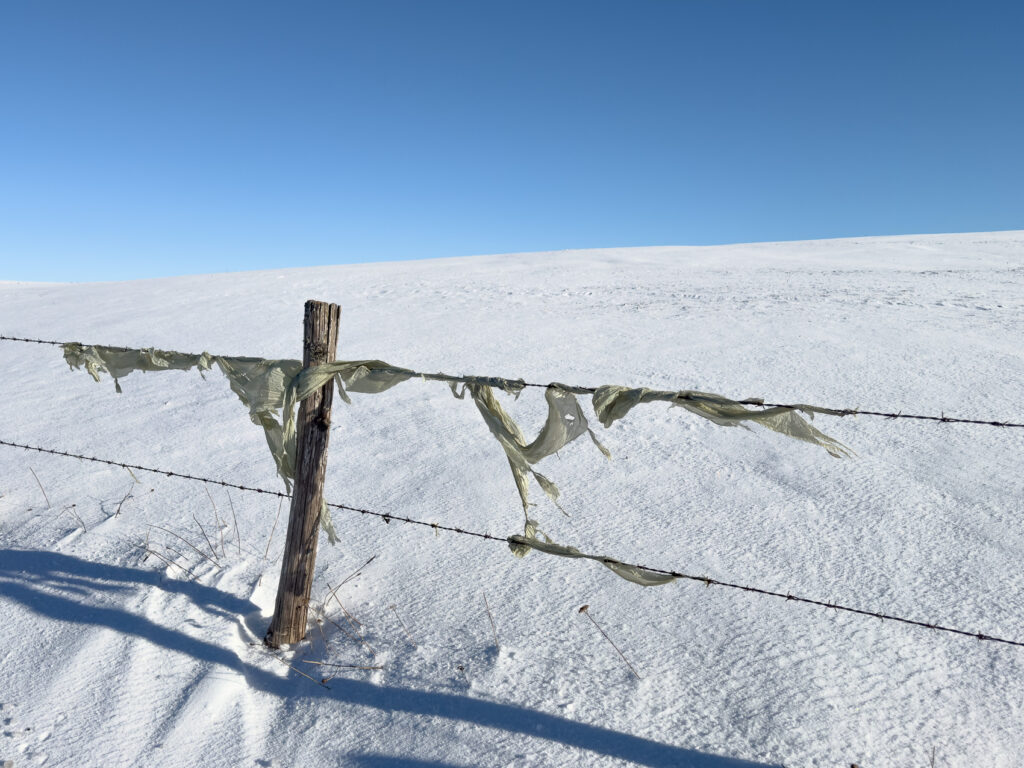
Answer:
[2,231,1023,767]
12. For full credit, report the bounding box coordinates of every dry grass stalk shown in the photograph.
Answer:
[58,503,87,531]
[114,486,134,517]
[302,660,383,670]
[320,612,376,658]
[28,466,51,509]
[149,524,222,568]
[318,585,376,658]
[326,581,365,628]
[578,604,640,680]
[339,554,377,588]
[314,616,330,651]
[227,490,242,556]
[204,484,226,558]
[114,468,138,516]
[314,563,378,653]
[161,543,193,565]
[389,604,417,648]
[309,659,385,688]
[267,652,330,688]
[264,497,284,559]
[136,541,196,580]
[191,512,219,561]
[484,593,499,650]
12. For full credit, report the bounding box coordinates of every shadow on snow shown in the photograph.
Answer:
[0,549,776,768]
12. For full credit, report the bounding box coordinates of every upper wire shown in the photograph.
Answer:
[3,333,1023,429]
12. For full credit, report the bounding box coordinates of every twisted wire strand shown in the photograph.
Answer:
[3,436,1022,649]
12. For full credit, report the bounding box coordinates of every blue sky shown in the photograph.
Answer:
[1,1,1021,281]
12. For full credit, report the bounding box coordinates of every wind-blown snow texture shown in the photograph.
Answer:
[2,232,1023,767]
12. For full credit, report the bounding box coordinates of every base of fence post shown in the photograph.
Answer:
[265,299,340,648]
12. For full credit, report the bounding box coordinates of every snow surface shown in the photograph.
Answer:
[2,231,1023,767]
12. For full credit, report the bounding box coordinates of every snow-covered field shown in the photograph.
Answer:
[2,231,1023,767]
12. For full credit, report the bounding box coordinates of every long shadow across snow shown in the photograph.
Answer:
[0,549,777,768]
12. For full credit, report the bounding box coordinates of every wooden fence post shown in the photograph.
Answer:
[265,299,341,647]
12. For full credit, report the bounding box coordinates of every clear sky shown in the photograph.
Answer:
[1,1,1021,281]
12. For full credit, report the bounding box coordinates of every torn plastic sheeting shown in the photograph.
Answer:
[63,343,852,542]
[506,533,676,587]
[320,500,338,545]
[64,345,303,486]
[213,356,303,489]
[453,382,610,513]
[592,385,851,458]
[63,344,344,542]
[336,365,850,462]
[293,360,417,405]
[63,342,212,393]
[300,361,527,403]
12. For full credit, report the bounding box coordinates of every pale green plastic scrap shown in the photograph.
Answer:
[506,532,676,587]
[63,345,852,555]
[63,342,212,393]
[295,360,417,405]
[592,385,851,458]
[453,382,609,514]
[320,499,338,545]
[62,344,341,540]
[213,356,304,488]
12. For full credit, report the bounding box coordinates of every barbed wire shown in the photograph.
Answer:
[0,438,501,543]
[1,334,134,352]
[3,333,1023,429]
[3,435,1022,649]
[524,383,1024,428]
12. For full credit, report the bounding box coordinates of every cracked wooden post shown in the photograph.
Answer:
[265,299,340,647]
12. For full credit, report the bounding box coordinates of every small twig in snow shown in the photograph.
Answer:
[303,660,383,670]
[191,512,220,562]
[484,593,499,650]
[114,485,134,517]
[390,604,417,648]
[579,604,640,680]
[135,541,196,580]
[264,497,283,559]
[148,524,221,568]
[204,484,226,558]
[28,466,51,509]
[266,652,331,689]
[227,490,242,556]
[58,503,87,532]
[339,554,377,588]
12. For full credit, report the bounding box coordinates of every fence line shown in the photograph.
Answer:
[1,334,133,351]
[3,435,1022,649]
[3,332,1022,429]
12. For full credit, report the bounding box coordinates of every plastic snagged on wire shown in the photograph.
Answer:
[63,344,852,562]
[593,385,852,458]
[61,344,333,536]
[507,520,676,587]
[62,343,213,392]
